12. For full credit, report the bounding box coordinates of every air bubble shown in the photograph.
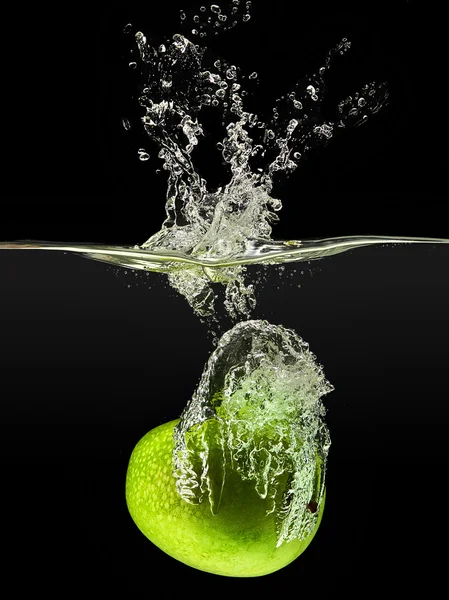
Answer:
[158,44,166,53]
[129,62,137,69]
[192,29,199,35]
[358,97,366,107]
[243,14,251,22]
[194,15,200,23]
[123,23,132,34]
[293,151,301,159]
[293,100,303,109]
[249,72,258,80]
[200,6,206,11]
[180,10,186,20]
[122,118,131,130]
[211,4,221,13]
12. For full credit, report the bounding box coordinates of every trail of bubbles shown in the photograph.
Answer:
[173,320,332,546]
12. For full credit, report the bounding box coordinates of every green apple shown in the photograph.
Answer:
[126,418,325,577]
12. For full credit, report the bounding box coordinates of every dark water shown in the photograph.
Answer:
[1,243,447,591]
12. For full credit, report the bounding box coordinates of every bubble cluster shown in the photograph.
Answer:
[173,320,333,546]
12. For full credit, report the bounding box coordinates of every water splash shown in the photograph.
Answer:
[172,319,332,546]
[1,6,394,319]
[121,6,389,318]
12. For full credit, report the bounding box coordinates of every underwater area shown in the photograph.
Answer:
[1,0,447,594]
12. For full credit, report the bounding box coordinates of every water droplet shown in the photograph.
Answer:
[194,15,200,23]
[200,6,206,11]
[214,60,221,68]
[192,29,199,35]
[358,97,366,107]
[211,4,221,13]
[123,23,132,34]
[129,61,137,69]
[293,100,303,109]
[293,151,301,159]
[200,32,206,37]
[216,88,226,98]
[232,83,241,91]
[249,71,258,80]
[212,98,219,106]
[219,14,227,21]
[122,118,131,130]
[319,67,326,75]
[180,10,186,20]
[306,85,316,95]
[158,44,166,53]
[226,67,237,79]
[311,94,318,101]
[243,14,251,22]
[138,149,150,161]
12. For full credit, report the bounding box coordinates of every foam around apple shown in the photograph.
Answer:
[126,320,332,577]
[126,418,325,577]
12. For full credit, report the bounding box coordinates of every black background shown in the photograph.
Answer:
[1,0,448,595]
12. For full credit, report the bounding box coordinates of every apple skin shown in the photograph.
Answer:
[126,419,325,577]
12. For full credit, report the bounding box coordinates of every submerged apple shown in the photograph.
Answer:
[125,418,325,577]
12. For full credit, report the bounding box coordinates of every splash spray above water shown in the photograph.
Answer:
[123,2,389,318]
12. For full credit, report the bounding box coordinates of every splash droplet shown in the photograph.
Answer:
[138,149,150,161]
